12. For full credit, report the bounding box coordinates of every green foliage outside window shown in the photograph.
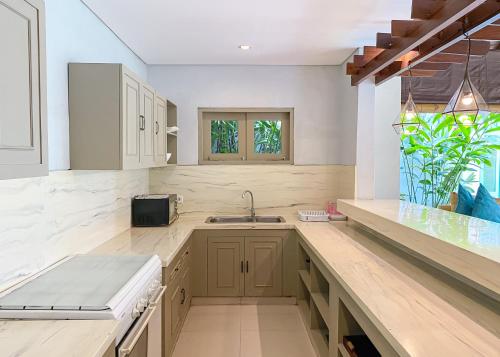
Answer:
[211,120,239,154]
[254,120,282,154]
[401,112,500,207]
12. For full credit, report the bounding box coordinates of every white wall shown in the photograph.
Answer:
[353,76,402,199]
[355,79,376,199]
[374,77,402,199]
[46,0,148,170]
[148,65,357,165]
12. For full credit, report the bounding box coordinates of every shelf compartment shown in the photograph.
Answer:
[311,292,329,328]
[298,243,311,273]
[338,299,381,357]
[310,296,329,357]
[297,278,311,327]
[338,343,350,357]
[298,269,311,291]
[166,101,177,164]
[310,262,329,327]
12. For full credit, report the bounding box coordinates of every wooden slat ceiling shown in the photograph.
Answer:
[347,0,500,86]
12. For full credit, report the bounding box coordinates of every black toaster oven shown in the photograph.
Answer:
[132,194,178,227]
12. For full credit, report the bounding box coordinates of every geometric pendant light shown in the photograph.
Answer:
[392,65,421,135]
[443,36,489,126]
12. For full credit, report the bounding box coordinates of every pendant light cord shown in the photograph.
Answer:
[464,34,471,79]
[408,60,413,96]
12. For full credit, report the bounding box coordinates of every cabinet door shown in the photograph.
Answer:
[0,0,47,179]
[207,236,244,297]
[245,236,283,296]
[180,266,191,320]
[140,84,156,167]
[170,284,182,340]
[121,68,141,169]
[154,95,167,165]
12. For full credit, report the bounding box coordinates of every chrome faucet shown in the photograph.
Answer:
[242,190,256,218]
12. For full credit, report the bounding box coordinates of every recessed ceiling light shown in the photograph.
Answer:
[239,45,251,50]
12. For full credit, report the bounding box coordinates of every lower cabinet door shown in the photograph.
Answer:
[180,267,191,317]
[244,236,283,297]
[207,236,244,297]
[170,284,182,341]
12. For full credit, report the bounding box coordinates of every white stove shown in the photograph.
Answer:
[0,255,162,342]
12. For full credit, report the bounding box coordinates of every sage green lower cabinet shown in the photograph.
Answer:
[207,236,244,297]
[162,240,191,357]
[195,230,293,298]
[244,236,283,297]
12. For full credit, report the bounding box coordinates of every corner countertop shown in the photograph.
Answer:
[0,319,120,357]
[2,211,499,357]
[337,199,500,301]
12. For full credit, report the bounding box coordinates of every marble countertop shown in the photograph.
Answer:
[2,211,499,356]
[0,319,119,357]
[337,199,500,301]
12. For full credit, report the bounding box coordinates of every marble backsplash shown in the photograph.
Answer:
[0,170,149,290]
[150,165,355,215]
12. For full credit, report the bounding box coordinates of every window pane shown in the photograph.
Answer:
[211,120,239,154]
[482,152,498,192]
[253,120,282,154]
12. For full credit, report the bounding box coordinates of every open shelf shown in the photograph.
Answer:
[338,343,350,357]
[311,292,329,327]
[310,262,330,327]
[166,101,177,165]
[297,277,311,326]
[310,296,329,357]
[298,269,311,291]
[338,299,381,357]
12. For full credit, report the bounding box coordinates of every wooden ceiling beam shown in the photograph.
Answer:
[426,53,468,63]
[412,62,452,70]
[440,39,491,55]
[373,1,500,85]
[376,33,394,49]
[411,0,447,20]
[352,0,487,86]
[400,69,439,77]
[391,20,422,37]
[470,25,500,40]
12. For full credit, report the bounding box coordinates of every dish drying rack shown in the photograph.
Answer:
[298,210,347,222]
[298,210,329,222]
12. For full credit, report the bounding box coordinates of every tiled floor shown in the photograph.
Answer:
[172,305,316,357]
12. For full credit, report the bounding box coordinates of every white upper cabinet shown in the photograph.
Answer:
[0,0,47,180]
[154,95,168,165]
[140,83,156,168]
[121,68,141,169]
[69,63,172,170]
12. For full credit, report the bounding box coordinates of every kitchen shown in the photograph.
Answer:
[0,0,499,356]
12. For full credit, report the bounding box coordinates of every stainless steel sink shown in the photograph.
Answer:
[205,216,286,224]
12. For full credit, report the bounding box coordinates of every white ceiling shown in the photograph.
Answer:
[82,0,412,65]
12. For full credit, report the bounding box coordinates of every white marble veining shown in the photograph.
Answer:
[0,170,149,290]
[150,165,355,215]
[338,199,500,302]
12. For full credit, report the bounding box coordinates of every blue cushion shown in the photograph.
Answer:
[455,184,474,216]
[471,184,500,223]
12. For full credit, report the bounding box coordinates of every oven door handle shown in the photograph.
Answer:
[118,286,166,357]
[149,285,166,307]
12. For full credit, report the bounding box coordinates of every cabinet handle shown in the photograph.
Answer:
[155,121,159,135]
[246,261,249,273]
[240,261,243,273]
[180,288,186,304]
[139,115,145,130]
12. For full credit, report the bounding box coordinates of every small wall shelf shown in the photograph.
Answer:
[167,101,178,164]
